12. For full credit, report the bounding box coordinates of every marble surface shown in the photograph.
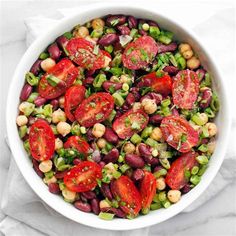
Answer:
[0,0,236,235]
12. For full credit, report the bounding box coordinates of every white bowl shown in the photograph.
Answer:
[6,3,231,231]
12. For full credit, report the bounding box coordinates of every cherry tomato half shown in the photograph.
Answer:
[29,119,55,161]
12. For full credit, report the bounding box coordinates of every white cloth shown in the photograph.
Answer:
[1,5,236,236]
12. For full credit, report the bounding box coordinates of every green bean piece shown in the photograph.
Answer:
[201,126,209,138]
[23,140,30,153]
[43,104,53,117]
[196,155,209,165]
[162,200,171,208]
[158,191,167,202]
[142,207,150,215]
[104,45,113,54]
[168,53,178,67]
[191,166,199,175]
[145,138,158,148]
[154,168,167,178]
[190,175,201,185]
[39,52,49,60]
[198,144,208,152]
[25,72,39,86]
[27,92,39,103]
[198,165,208,176]
[151,202,162,210]
[177,57,186,70]
[112,92,125,106]
[141,126,153,139]
[119,164,130,173]
[210,93,220,112]
[98,212,114,220]
[130,28,138,38]
[158,35,171,45]
[130,133,142,144]
[19,125,27,138]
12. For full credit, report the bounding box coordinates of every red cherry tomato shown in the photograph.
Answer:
[66,38,105,70]
[140,171,157,211]
[122,36,158,70]
[64,85,86,122]
[137,72,172,96]
[172,69,199,109]
[110,176,142,218]
[165,151,198,190]
[160,115,199,153]
[64,136,90,158]
[112,109,149,139]
[38,58,78,99]
[29,119,55,161]
[63,161,102,192]
[74,92,114,127]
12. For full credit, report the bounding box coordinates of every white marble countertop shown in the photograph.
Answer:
[0,1,235,235]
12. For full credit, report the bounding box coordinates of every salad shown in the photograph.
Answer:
[16,14,220,220]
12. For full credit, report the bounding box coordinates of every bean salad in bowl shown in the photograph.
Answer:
[16,14,220,220]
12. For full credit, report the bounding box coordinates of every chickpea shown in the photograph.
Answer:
[133,102,142,112]
[179,43,191,54]
[73,26,89,38]
[141,98,157,114]
[39,160,53,173]
[205,122,217,137]
[56,121,71,136]
[189,121,201,133]
[41,58,56,72]
[91,18,105,30]
[58,96,65,108]
[187,56,200,69]
[92,123,105,138]
[199,113,208,125]
[99,199,111,209]
[97,138,107,149]
[55,138,63,150]
[156,177,166,191]
[182,50,194,59]
[120,74,130,83]
[110,75,119,82]
[207,138,216,154]
[62,187,77,202]
[43,176,57,185]
[104,163,116,180]
[19,101,35,116]
[167,190,181,203]
[150,127,163,141]
[142,23,150,31]
[124,142,136,154]
[52,109,66,124]
[16,115,28,126]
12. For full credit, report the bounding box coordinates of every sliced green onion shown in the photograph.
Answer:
[198,165,208,176]
[190,175,201,185]
[104,45,113,54]
[109,67,122,76]
[141,126,153,139]
[191,113,205,126]
[191,166,199,175]
[118,155,124,163]
[198,144,208,152]
[122,83,129,91]
[204,107,215,118]
[196,155,209,165]
[111,54,122,67]
[210,92,220,112]
[19,125,27,138]
[159,151,172,159]
[141,207,150,215]
[201,126,209,138]
[63,32,73,39]
[91,29,103,38]
[130,28,138,38]
[107,110,116,123]
[98,212,115,220]
[177,57,186,70]
[44,170,54,179]
[25,72,39,86]
[158,35,171,45]
[80,126,86,134]
[159,158,170,169]
[106,28,116,34]
[43,104,53,117]
[112,92,125,106]
[71,122,81,136]
[119,164,130,173]
[161,98,171,107]
[27,92,39,103]
[23,140,30,153]
[150,202,162,210]
[130,133,142,144]
[158,191,167,202]
[93,74,106,88]
[162,200,171,208]
[46,74,62,87]
[149,26,160,39]
[154,168,167,178]
[145,138,158,148]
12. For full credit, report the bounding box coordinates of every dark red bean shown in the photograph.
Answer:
[130,87,141,101]
[20,84,33,101]
[32,159,43,178]
[140,92,162,105]
[154,165,163,173]
[196,69,206,81]
[30,59,42,76]
[132,169,145,181]
[81,191,96,200]
[113,41,123,54]
[106,15,127,27]
[83,77,94,87]
[48,183,60,194]
[201,138,208,144]
[182,184,191,193]
[157,42,177,53]
[126,93,136,106]
[163,66,179,75]
[50,99,59,110]
[149,114,163,125]
[56,35,69,49]
[148,20,159,27]
[138,143,152,159]
[55,170,68,179]
[103,148,119,163]
[117,25,130,35]
[74,201,91,212]
[99,161,106,169]
[139,29,148,36]
[102,81,122,92]
[101,183,113,200]
[91,150,101,163]
[199,87,212,109]
[100,207,126,218]
[34,96,47,107]
[86,129,95,142]
[98,33,119,47]
[91,198,100,215]
[80,195,88,202]
[128,16,137,28]
[73,158,82,165]
[86,69,96,77]
[48,43,61,61]
[172,108,179,116]
[103,127,119,144]
[125,154,145,168]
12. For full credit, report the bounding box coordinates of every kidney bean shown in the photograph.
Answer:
[122,103,130,111]
[106,15,127,27]
[128,15,137,28]
[140,92,162,105]
[74,201,91,212]
[103,127,119,144]
[172,108,179,116]
[125,93,135,106]
[56,35,69,49]
[83,77,94,87]
[148,20,159,27]
[34,96,47,107]
[201,138,208,144]
[98,33,119,47]
[113,41,123,54]
[55,170,68,179]
[30,59,42,75]
[125,154,145,168]
[20,84,33,101]
[91,198,100,215]
[32,159,43,178]
[86,129,95,142]
[130,87,141,101]
[149,114,163,125]
[102,81,122,92]
[132,169,145,181]
[48,183,60,194]
[199,87,212,109]
[80,195,88,202]
[153,165,162,173]
[139,29,148,36]
[50,99,59,110]
[117,25,130,35]
[91,150,101,163]
[163,65,179,75]
[100,207,126,218]
[196,69,206,81]
[98,161,106,169]
[103,148,119,163]
[138,143,152,159]
[157,42,177,53]
[101,183,113,200]
[73,158,82,165]
[81,191,96,200]
[48,43,61,61]
[86,69,96,77]
[182,184,191,193]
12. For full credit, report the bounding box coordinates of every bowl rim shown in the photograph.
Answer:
[6,2,231,231]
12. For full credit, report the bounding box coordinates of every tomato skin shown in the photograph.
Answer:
[63,161,102,192]
[137,72,172,96]
[29,119,55,161]
[38,58,78,99]
[66,38,105,70]
[110,176,142,217]
[64,136,90,158]
[74,92,114,128]
[165,151,198,190]
[64,85,86,122]
[172,69,199,109]
[112,109,149,139]
[160,115,199,153]
[122,36,158,70]
[140,171,157,210]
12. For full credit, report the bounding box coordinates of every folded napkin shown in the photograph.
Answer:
[1,4,235,236]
